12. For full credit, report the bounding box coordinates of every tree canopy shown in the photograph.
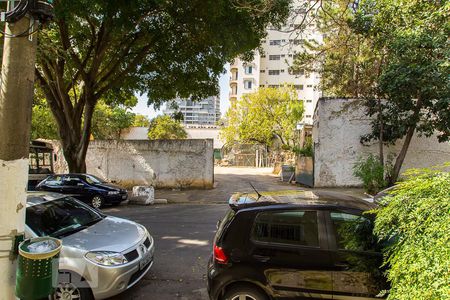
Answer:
[221,86,304,149]
[36,0,291,172]
[133,115,150,127]
[293,0,450,184]
[148,115,187,140]
[31,98,136,140]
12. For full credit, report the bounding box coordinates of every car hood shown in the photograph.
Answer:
[61,216,147,253]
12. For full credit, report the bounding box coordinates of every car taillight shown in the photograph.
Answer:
[213,244,228,264]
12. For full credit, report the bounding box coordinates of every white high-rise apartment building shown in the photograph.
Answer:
[163,96,221,125]
[229,0,322,126]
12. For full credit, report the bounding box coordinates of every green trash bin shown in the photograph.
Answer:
[16,237,62,300]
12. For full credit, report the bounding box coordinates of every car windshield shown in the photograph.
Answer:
[26,197,104,238]
[83,174,105,185]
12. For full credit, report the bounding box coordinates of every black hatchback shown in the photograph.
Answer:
[207,190,389,300]
[36,174,128,209]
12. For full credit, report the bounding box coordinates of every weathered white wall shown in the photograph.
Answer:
[54,139,214,189]
[313,98,450,187]
[121,126,225,149]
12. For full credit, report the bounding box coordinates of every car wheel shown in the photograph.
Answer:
[223,284,268,300]
[91,195,104,209]
[53,273,93,300]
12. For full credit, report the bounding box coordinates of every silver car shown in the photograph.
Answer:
[25,192,155,300]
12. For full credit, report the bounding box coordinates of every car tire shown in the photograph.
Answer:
[223,284,269,300]
[53,272,94,300]
[91,195,104,209]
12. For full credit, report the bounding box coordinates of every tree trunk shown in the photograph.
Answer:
[378,99,384,166]
[389,96,423,185]
[389,125,415,185]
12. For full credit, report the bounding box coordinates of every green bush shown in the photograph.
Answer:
[373,168,450,299]
[353,154,387,194]
[293,137,313,157]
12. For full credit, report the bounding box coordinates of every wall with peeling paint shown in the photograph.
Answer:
[53,139,214,189]
[313,98,450,187]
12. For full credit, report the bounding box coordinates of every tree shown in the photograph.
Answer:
[148,115,187,140]
[35,0,291,172]
[357,0,450,184]
[91,102,135,140]
[294,0,449,184]
[31,98,135,140]
[133,115,150,127]
[221,86,304,149]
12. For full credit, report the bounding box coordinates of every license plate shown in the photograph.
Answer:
[139,251,152,270]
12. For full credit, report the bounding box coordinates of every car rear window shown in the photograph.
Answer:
[215,209,236,242]
[252,210,319,247]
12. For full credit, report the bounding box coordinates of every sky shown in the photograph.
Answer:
[132,66,231,119]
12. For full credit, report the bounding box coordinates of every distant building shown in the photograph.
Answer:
[163,96,221,125]
[229,0,322,126]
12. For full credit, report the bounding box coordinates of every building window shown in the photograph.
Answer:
[307,84,313,88]
[259,84,265,88]
[306,100,312,103]
[269,55,281,60]
[244,65,253,74]
[261,55,266,58]
[288,54,293,57]
[261,40,266,43]
[290,69,304,76]
[260,70,265,73]
[306,115,311,118]
[269,40,281,46]
[281,54,285,58]
[244,80,252,89]
[281,69,285,73]
[293,85,304,90]
[268,70,280,75]
[268,84,280,88]
[292,39,303,45]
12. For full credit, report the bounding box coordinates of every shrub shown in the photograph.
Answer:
[373,168,450,299]
[353,154,387,194]
[293,137,313,157]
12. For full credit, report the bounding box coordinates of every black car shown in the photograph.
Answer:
[36,174,128,209]
[207,190,389,300]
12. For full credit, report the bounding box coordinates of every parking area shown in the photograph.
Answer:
[106,167,365,299]
[105,167,296,299]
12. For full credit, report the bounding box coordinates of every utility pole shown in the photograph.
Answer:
[0,12,38,299]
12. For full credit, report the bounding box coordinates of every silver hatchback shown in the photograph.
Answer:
[25,192,155,300]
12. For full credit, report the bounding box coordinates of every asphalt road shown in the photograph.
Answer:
[105,203,229,300]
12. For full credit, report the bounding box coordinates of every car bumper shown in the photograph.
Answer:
[105,193,128,203]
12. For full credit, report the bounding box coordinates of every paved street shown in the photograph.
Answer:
[105,167,364,299]
[106,167,292,299]
[106,203,227,300]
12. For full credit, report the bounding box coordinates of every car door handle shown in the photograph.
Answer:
[253,255,270,262]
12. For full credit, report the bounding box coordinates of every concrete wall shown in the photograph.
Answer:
[121,126,225,149]
[54,139,214,189]
[313,98,450,187]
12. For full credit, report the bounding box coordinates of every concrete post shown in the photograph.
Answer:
[0,15,38,299]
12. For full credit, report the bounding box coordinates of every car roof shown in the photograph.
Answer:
[229,190,376,211]
[26,192,66,207]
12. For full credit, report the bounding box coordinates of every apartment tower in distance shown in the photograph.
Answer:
[229,0,322,127]
[163,96,221,126]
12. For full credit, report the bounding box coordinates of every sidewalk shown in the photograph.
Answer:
[153,166,367,204]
